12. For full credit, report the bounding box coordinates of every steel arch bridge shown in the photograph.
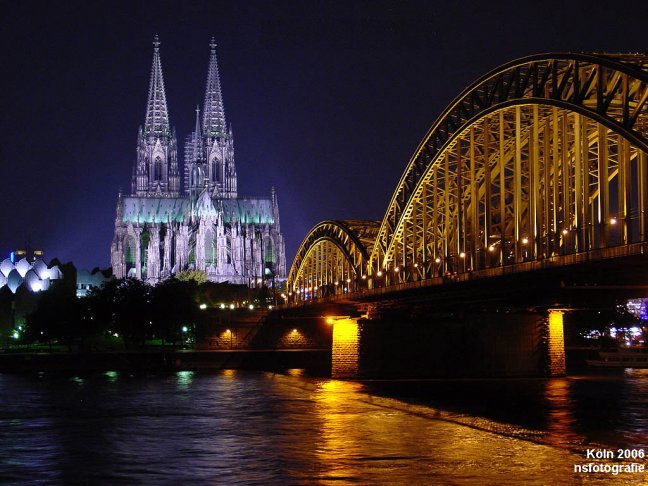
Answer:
[288,53,648,302]
[287,220,380,299]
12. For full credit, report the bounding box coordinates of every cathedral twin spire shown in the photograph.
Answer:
[144,34,170,137]
[203,38,227,138]
[133,35,236,199]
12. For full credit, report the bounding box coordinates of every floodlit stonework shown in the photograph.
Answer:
[111,37,286,285]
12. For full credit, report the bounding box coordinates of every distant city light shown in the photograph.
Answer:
[199,303,207,310]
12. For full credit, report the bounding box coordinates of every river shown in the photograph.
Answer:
[1,369,646,484]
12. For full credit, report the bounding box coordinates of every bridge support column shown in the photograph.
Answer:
[545,309,566,377]
[331,318,360,379]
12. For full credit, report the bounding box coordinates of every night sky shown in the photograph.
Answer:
[1,0,646,271]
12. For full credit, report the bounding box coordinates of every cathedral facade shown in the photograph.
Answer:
[111,37,286,285]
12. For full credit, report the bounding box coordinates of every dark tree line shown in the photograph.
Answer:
[23,276,270,351]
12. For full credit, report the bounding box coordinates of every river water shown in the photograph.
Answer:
[0,369,646,484]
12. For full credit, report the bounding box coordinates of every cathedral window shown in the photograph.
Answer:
[264,237,275,275]
[205,229,217,266]
[211,160,219,182]
[140,231,150,279]
[125,236,137,273]
[191,166,202,188]
[189,237,196,266]
[154,157,162,181]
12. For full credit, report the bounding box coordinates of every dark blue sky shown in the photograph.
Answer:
[1,0,646,270]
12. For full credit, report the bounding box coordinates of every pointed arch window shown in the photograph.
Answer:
[124,235,137,272]
[204,228,217,266]
[211,157,219,183]
[191,166,203,189]
[154,157,163,181]
[189,236,196,266]
[140,231,150,279]
[264,236,275,275]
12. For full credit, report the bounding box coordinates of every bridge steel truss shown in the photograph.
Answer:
[287,220,380,300]
[369,53,648,282]
[288,53,648,299]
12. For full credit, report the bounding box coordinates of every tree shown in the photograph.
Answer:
[176,269,208,284]
[25,281,82,350]
[150,278,198,345]
[86,278,152,348]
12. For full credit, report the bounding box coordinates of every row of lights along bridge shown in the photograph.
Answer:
[289,217,625,303]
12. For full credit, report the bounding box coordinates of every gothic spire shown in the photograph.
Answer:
[202,37,226,138]
[144,34,170,137]
[193,105,203,156]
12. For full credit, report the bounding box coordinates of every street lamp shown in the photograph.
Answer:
[521,237,529,261]
[225,328,232,348]
[459,252,466,273]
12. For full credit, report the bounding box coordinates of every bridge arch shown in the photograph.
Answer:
[288,220,380,301]
[370,53,648,280]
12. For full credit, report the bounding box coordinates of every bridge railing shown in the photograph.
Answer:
[286,242,648,308]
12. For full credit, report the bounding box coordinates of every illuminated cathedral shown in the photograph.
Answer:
[111,36,286,285]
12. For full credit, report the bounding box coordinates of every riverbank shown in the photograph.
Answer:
[0,347,602,377]
[0,349,332,374]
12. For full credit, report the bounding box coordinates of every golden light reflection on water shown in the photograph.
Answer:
[303,376,604,484]
[285,368,304,377]
[221,369,237,379]
[543,378,583,447]
[312,380,368,481]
